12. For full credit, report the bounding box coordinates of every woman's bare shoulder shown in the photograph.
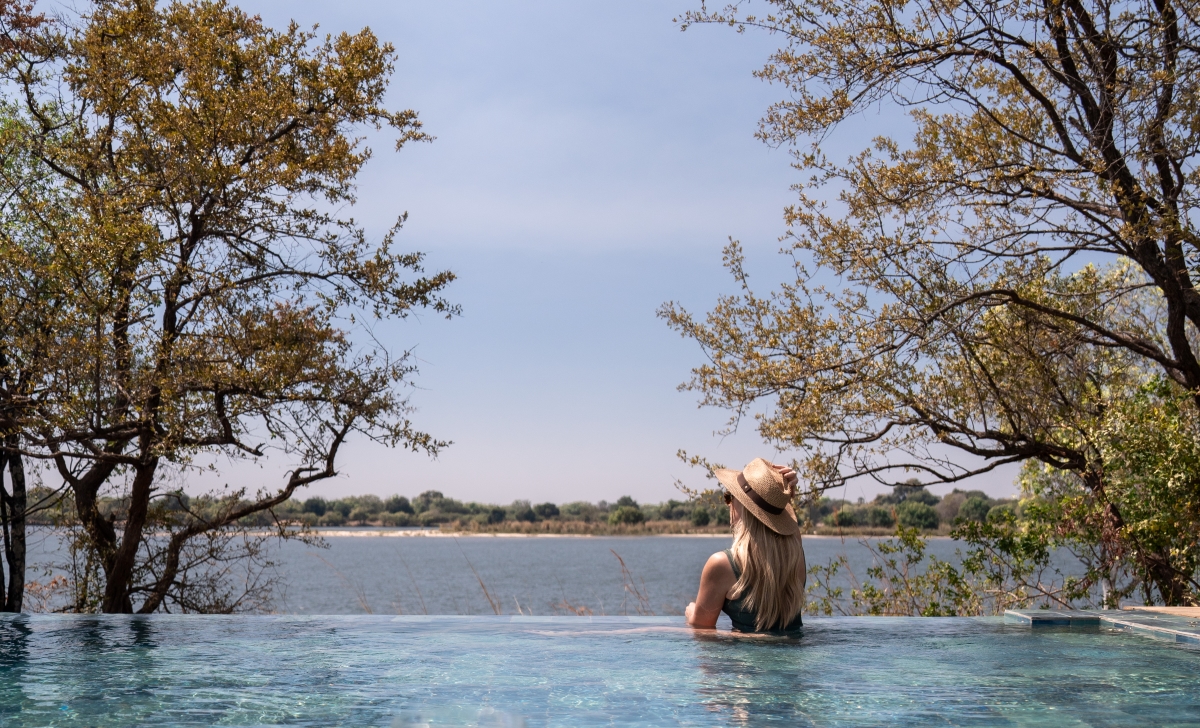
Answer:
[704,551,734,577]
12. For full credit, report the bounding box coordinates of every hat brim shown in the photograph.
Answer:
[714,468,801,537]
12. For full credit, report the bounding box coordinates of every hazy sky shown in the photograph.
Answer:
[218,0,1021,505]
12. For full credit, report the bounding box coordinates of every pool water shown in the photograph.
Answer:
[2,615,1197,726]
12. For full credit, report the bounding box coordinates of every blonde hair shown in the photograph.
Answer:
[729,507,806,631]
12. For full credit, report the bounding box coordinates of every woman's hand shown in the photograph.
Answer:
[769,462,799,490]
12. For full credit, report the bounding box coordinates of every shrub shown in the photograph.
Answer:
[958,496,992,523]
[828,508,865,527]
[897,501,939,530]
[936,491,966,523]
[412,491,443,514]
[533,502,559,519]
[615,495,639,509]
[866,507,895,527]
[379,512,413,527]
[384,495,413,514]
[560,501,602,522]
[657,500,688,520]
[690,508,710,526]
[317,511,346,527]
[418,510,452,526]
[511,500,537,522]
[348,507,372,525]
[608,505,645,526]
[302,497,327,517]
[487,508,506,524]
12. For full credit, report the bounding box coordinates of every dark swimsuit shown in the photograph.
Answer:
[721,549,804,636]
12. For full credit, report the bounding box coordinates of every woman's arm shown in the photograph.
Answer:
[685,552,736,629]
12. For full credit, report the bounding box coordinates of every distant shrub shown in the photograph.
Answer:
[958,496,992,523]
[418,510,453,526]
[412,491,444,514]
[896,501,939,530]
[876,481,941,506]
[317,511,346,527]
[715,505,730,525]
[560,501,602,522]
[658,500,690,520]
[384,495,413,514]
[511,500,537,522]
[353,495,384,515]
[828,508,866,527]
[487,508,506,524]
[533,502,559,519]
[615,495,639,509]
[348,507,372,525]
[690,507,710,526]
[608,505,645,526]
[379,512,413,527]
[302,497,327,517]
[866,507,895,527]
[935,492,964,523]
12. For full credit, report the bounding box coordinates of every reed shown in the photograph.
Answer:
[611,549,654,616]
[455,538,502,615]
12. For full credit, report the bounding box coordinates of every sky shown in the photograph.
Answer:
[213,0,1022,505]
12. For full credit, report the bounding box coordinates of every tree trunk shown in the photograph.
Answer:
[3,441,25,612]
[101,458,158,613]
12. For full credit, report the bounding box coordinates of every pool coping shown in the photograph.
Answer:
[1005,608,1200,646]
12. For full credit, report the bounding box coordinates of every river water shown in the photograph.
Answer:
[24,529,1086,615]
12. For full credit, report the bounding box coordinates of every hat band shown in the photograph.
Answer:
[738,474,785,515]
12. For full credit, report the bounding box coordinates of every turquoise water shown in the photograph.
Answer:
[2,615,1197,726]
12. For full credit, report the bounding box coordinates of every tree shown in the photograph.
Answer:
[0,0,455,613]
[0,0,49,613]
[666,0,1200,603]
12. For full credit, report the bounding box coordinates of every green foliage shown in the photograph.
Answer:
[533,503,559,519]
[807,528,979,616]
[896,502,939,530]
[958,497,991,524]
[615,496,639,509]
[690,508,710,527]
[808,525,1091,616]
[559,501,603,523]
[511,501,537,523]
[384,496,413,514]
[302,498,328,517]
[608,506,645,526]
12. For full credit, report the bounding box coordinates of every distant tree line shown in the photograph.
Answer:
[276,492,729,529]
[807,481,1014,532]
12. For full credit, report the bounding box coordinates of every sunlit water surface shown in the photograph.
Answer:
[1,615,1197,727]
[27,531,1089,615]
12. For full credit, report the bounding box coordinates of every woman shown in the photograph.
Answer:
[685,458,807,635]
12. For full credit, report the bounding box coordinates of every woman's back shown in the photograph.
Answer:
[721,548,804,635]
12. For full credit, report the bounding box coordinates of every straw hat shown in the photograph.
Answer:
[714,458,801,536]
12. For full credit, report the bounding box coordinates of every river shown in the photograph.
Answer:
[23,529,1087,615]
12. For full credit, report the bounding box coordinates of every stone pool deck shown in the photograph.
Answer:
[1005,607,1200,646]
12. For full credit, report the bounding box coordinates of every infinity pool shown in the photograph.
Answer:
[1,615,1197,726]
